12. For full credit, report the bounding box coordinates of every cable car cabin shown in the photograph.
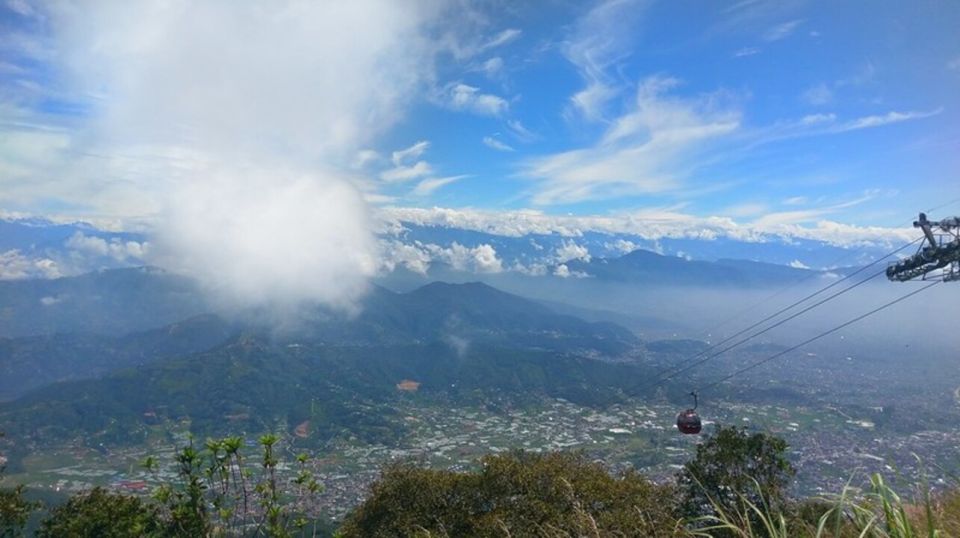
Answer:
[676,392,702,434]
[676,409,702,434]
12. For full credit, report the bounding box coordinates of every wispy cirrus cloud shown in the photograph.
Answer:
[482,136,514,152]
[412,175,468,196]
[440,82,509,116]
[762,19,803,42]
[376,140,465,197]
[828,109,943,133]
[381,141,433,182]
[523,75,741,204]
[563,0,649,121]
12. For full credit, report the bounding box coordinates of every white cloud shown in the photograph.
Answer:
[4,1,449,310]
[789,259,810,270]
[506,119,538,142]
[428,242,504,273]
[829,109,942,132]
[377,140,464,196]
[570,83,620,122]
[65,232,149,262]
[391,140,430,166]
[733,47,760,58]
[523,75,740,204]
[412,175,466,196]
[482,136,515,152]
[381,160,433,182]
[379,240,433,274]
[378,239,503,274]
[553,264,588,278]
[480,57,504,78]
[563,0,648,121]
[0,250,62,280]
[762,19,803,42]
[352,149,381,169]
[607,239,638,253]
[554,240,591,263]
[482,28,522,51]
[151,167,378,310]
[442,83,509,116]
[800,113,836,125]
[379,206,915,248]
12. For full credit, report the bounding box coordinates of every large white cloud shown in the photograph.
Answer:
[33,0,445,309]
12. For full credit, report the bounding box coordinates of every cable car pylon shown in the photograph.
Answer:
[670,211,954,434]
[886,213,960,282]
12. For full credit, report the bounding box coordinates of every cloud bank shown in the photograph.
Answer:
[42,0,442,309]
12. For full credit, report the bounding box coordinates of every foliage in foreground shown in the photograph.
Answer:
[0,433,39,538]
[3,425,958,537]
[35,487,163,538]
[340,450,683,537]
[677,425,796,536]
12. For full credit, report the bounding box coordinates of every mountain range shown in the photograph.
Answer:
[1,216,885,282]
[0,269,658,454]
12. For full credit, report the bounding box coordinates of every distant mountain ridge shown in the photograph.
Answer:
[0,276,652,450]
[0,270,641,407]
[562,248,824,287]
[0,314,237,401]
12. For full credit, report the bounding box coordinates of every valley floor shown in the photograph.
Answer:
[4,395,959,522]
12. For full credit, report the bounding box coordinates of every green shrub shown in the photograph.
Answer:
[36,487,163,538]
[341,450,683,537]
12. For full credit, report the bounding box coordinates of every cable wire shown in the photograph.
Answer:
[695,201,955,341]
[643,236,922,386]
[694,280,941,394]
[651,264,887,388]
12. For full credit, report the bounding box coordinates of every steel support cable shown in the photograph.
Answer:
[645,236,923,384]
[648,264,889,390]
[923,196,960,215]
[694,198,953,340]
[693,280,941,395]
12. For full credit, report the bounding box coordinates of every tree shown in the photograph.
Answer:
[0,483,35,538]
[36,487,163,538]
[341,450,683,537]
[676,425,795,534]
[142,434,325,537]
[0,432,38,538]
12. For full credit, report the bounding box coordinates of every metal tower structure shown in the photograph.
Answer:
[886,213,960,282]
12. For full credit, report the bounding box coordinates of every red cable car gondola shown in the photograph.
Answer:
[676,392,702,434]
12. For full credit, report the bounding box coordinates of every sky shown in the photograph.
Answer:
[1,1,959,239]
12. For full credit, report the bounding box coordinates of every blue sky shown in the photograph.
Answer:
[1,0,959,232]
